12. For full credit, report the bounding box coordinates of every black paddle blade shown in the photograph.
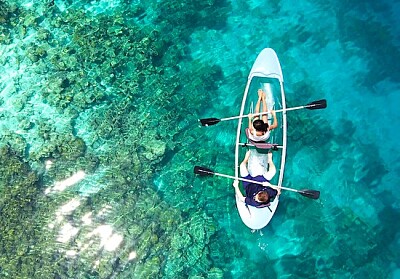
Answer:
[194,166,215,176]
[306,99,327,110]
[199,118,221,126]
[299,189,320,199]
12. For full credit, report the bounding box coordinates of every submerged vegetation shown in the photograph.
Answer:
[0,0,237,277]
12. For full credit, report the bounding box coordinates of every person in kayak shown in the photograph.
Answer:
[233,150,281,208]
[247,89,278,142]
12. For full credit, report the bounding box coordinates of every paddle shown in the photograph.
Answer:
[199,99,327,126]
[194,166,320,200]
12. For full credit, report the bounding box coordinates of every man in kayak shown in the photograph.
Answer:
[247,89,278,142]
[233,150,281,208]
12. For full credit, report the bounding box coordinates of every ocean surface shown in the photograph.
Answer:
[0,0,399,278]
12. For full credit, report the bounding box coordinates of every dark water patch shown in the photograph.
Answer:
[323,206,391,277]
[286,78,325,107]
[287,109,334,166]
[269,20,330,56]
[276,195,312,220]
[376,190,397,207]
[208,230,240,278]
[334,117,356,141]
[349,142,388,189]
[155,0,231,35]
[376,206,400,250]
[336,1,400,86]
[279,252,318,279]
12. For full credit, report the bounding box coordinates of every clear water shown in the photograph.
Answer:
[0,0,399,278]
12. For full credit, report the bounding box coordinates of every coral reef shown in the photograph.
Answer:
[0,146,56,278]
[0,1,17,24]
[0,0,233,277]
[0,1,18,44]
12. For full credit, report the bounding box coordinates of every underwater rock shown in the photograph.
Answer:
[18,117,34,131]
[207,267,224,279]
[142,139,166,161]
[127,224,143,239]
[59,136,87,160]
[164,213,216,277]
[130,151,141,175]
[0,133,27,158]
[36,28,51,40]
[0,1,17,24]
[133,256,161,278]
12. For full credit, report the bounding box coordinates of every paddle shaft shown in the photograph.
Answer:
[220,104,307,122]
[203,169,302,194]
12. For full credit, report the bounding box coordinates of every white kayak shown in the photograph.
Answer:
[234,48,287,230]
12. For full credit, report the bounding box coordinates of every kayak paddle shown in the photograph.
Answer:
[194,166,320,200]
[199,99,327,126]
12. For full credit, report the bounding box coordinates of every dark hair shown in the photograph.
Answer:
[253,120,269,132]
[257,191,269,203]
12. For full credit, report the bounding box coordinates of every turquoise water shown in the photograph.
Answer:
[0,0,399,278]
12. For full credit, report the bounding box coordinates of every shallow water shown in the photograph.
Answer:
[0,0,399,278]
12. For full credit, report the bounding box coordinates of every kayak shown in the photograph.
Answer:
[234,48,287,230]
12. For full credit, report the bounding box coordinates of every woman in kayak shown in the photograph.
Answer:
[248,89,278,142]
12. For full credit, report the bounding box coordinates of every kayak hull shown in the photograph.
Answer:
[234,48,287,230]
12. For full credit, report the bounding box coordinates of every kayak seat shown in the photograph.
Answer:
[245,128,278,151]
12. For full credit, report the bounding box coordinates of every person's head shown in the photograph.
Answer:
[256,191,269,203]
[253,119,269,132]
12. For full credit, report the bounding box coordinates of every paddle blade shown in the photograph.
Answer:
[299,189,320,199]
[199,118,221,126]
[194,166,215,176]
[306,99,327,110]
